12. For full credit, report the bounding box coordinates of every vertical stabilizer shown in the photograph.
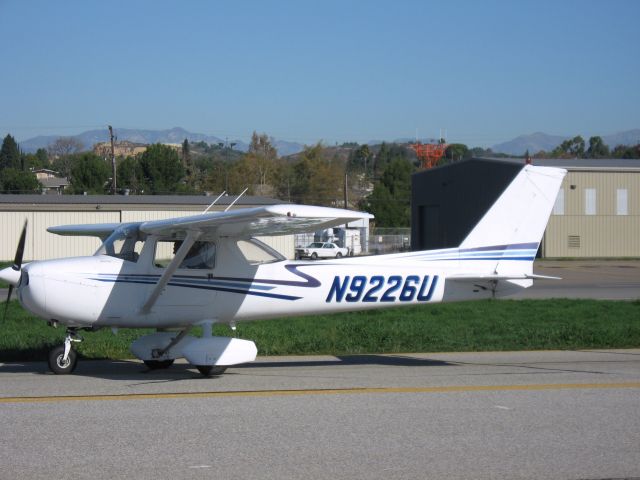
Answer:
[459,165,566,251]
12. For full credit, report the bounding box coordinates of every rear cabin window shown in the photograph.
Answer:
[154,240,216,270]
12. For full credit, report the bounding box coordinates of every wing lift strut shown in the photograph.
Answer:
[140,230,202,315]
[138,230,203,358]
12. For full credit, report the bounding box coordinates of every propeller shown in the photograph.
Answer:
[2,220,27,321]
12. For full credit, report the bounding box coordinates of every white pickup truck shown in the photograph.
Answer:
[295,242,349,260]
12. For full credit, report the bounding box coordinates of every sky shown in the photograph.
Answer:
[1,0,639,148]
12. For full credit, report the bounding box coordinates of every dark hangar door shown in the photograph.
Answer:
[411,159,523,251]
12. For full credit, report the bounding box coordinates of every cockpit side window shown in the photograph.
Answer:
[154,240,216,270]
[96,226,144,263]
[236,238,285,265]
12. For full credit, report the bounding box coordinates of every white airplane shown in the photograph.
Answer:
[1,165,565,376]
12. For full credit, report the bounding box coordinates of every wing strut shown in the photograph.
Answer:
[224,188,248,212]
[140,230,202,314]
[202,191,226,214]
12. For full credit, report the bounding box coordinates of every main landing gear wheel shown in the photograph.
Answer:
[196,365,227,377]
[144,359,175,370]
[48,345,78,375]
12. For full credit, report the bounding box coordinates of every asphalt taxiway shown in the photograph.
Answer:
[1,350,639,479]
[513,260,640,300]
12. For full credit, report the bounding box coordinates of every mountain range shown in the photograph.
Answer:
[18,127,306,156]
[491,129,640,155]
[17,127,640,157]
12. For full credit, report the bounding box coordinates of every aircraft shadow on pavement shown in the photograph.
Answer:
[246,355,451,368]
[0,354,452,380]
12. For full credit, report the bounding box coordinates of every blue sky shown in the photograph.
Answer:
[1,0,638,147]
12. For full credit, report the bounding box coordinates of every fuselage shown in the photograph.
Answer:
[16,239,536,329]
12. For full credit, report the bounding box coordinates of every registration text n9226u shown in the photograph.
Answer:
[326,275,439,303]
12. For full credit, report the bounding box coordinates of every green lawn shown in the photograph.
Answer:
[0,261,11,289]
[1,298,639,361]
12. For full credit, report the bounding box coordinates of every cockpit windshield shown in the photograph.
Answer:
[95,225,145,263]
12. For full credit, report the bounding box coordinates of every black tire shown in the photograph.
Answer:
[336,252,342,258]
[196,365,227,377]
[144,359,174,370]
[311,252,318,260]
[48,345,78,375]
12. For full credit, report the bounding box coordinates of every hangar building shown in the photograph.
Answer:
[411,158,640,258]
[0,194,294,261]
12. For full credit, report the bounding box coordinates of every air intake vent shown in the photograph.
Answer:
[568,235,581,248]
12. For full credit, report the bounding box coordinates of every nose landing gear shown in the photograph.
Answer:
[48,330,82,374]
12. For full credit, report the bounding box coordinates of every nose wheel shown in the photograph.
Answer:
[47,330,82,374]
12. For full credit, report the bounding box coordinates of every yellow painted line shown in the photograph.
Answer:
[1,382,639,404]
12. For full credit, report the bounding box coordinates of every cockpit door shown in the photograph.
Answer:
[150,239,217,307]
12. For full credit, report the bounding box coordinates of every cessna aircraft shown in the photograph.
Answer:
[0,164,565,376]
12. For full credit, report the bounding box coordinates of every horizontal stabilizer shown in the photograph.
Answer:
[449,273,561,282]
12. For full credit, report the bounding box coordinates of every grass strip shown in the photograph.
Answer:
[0,299,639,362]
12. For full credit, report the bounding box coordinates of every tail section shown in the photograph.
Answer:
[442,165,566,300]
[461,164,565,277]
[459,165,566,251]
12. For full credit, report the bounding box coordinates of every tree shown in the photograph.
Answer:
[47,137,84,158]
[117,156,145,194]
[51,155,74,178]
[203,159,230,193]
[373,143,391,178]
[347,144,372,174]
[373,143,412,178]
[138,144,185,193]
[36,148,49,166]
[0,168,41,193]
[612,143,640,159]
[182,138,191,164]
[552,135,585,158]
[363,157,414,227]
[443,143,469,163]
[22,148,50,171]
[246,132,278,191]
[284,143,343,206]
[0,134,21,170]
[586,136,610,158]
[68,153,111,194]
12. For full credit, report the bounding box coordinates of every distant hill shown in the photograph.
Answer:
[602,129,640,148]
[492,129,640,155]
[18,127,305,156]
[492,132,569,156]
[272,139,305,156]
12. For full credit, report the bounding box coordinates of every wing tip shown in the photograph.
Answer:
[266,204,373,219]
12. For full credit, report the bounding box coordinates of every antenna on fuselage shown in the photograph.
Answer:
[202,191,227,214]
[224,187,249,212]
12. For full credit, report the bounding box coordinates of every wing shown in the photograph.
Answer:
[139,204,373,239]
[47,205,371,240]
[47,223,125,240]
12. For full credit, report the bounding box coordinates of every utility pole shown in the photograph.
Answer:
[344,170,348,209]
[108,125,117,194]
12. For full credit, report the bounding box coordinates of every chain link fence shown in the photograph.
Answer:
[368,228,411,255]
